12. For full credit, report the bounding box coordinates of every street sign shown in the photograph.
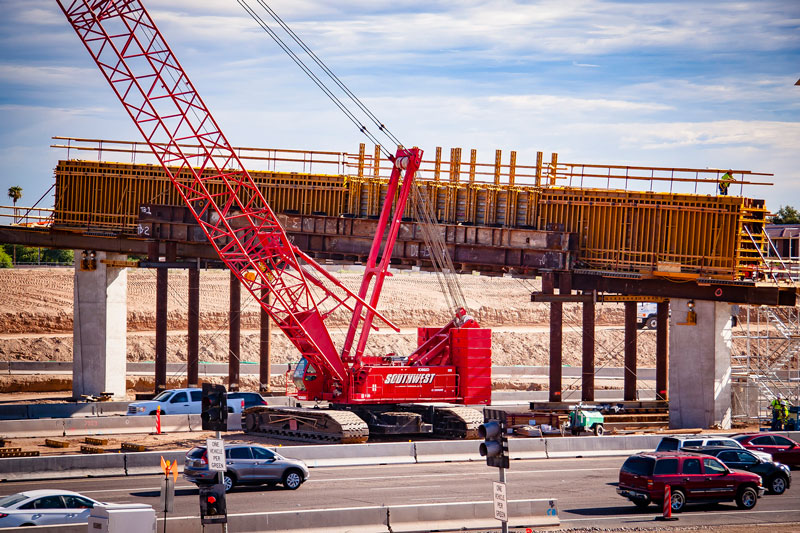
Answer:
[207,438,226,472]
[493,481,507,522]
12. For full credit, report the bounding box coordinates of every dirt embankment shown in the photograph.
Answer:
[0,268,652,369]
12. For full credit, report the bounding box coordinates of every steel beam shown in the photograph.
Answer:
[150,241,167,393]
[582,294,595,402]
[229,271,241,392]
[656,301,669,401]
[187,266,199,388]
[624,302,637,401]
[570,273,795,306]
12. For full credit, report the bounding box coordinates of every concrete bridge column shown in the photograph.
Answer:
[669,299,733,429]
[72,251,127,399]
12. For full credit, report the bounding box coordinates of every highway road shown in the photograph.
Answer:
[2,456,797,530]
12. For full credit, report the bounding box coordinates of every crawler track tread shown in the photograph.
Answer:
[243,406,369,444]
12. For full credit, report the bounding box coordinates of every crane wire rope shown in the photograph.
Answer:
[237,0,469,317]
[237,0,394,157]
[248,0,404,150]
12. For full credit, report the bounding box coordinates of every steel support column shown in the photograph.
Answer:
[229,271,241,392]
[150,241,168,393]
[624,302,637,401]
[187,266,199,387]
[582,294,595,401]
[656,301,669,401]
[260,288,272,394]
[544,271,564,402]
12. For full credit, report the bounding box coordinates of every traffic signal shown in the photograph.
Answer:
[201,383,228,432]
[478,409,508,468]
[199,483,227,525]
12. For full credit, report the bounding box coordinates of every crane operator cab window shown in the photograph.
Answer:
[292,357,318,391]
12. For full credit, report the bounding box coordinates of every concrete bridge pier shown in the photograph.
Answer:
[669,298,733,429]
[72,250,127,399]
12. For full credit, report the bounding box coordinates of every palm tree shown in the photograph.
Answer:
[7,186,22,223]
[7,186,22,264]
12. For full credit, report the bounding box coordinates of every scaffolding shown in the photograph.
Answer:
[732,231,800,423]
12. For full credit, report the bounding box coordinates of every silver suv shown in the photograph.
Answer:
[184,444,309,492]
[656,436,772,462]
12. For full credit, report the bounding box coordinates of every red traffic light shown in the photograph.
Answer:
[208,496,216,504]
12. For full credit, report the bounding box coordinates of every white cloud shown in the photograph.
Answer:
[488,94,672,113]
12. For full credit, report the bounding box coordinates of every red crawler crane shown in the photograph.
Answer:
[59,0,491,442]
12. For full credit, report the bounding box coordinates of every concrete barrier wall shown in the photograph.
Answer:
[3,431,798,483]
[0,453,127,481]
[509,437,548,460]
[279,442,416,467]
[158,498,558,533]
[125,450,186,476]
[0,418,64,437]
[414,440,481,463]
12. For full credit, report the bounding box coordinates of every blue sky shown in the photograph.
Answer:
[1,0,798,213]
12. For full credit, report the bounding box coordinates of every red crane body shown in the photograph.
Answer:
[58,0,491,430]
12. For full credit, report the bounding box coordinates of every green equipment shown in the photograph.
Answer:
[564,403,605,436]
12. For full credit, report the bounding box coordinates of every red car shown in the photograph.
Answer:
[618,451,764,512]
[733,433,800,468]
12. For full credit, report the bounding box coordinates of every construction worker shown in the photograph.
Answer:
[778,396,790,430]
[771,394,784,430]
[718,170,734,196]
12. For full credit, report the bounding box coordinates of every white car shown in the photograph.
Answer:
[0,489,102,527]
[126,387,244,416]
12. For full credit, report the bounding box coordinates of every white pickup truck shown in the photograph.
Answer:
[126,387,244,416]
[636,303,658,329]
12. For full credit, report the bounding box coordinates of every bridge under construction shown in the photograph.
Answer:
[1,136,797,430]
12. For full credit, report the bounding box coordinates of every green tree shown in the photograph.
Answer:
[771,205,800,224]
[0,248,12,268]
[41,249,74,265]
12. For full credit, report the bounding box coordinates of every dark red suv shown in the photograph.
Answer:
[617,451,765,512]
[733,433,800,468]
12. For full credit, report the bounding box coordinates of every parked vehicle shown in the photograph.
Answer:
[682,445,791,495]
[0,490,102,527]
[637,303,658,329]
[617,451,764,512]
[656,435,772,462]
[733,433,800,468]
[126,387,244,416]
[184,444,309,492]
[227,392,268,410]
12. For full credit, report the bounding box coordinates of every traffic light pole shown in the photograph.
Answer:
[499,466,508,533]
[217,429,228,533]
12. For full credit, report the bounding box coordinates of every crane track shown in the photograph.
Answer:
[243,406,369,444]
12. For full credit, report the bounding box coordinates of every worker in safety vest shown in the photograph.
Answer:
[718,170,734,196]
[771,394,784,430]
[778,397,791,430]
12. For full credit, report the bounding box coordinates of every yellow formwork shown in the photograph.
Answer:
[54,160,347,231]
[52,142,770,280]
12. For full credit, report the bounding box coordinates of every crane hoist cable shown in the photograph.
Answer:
[237,0,469,317]
[237,0,397,158]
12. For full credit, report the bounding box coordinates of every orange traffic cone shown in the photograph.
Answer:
[655,484,678,521]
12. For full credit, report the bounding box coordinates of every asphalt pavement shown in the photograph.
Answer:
[2,456,797,530]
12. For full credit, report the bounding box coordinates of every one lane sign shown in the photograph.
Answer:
[493,481,507,522]
[206,438,226,472]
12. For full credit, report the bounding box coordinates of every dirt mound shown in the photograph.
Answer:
[0,267,649,369]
